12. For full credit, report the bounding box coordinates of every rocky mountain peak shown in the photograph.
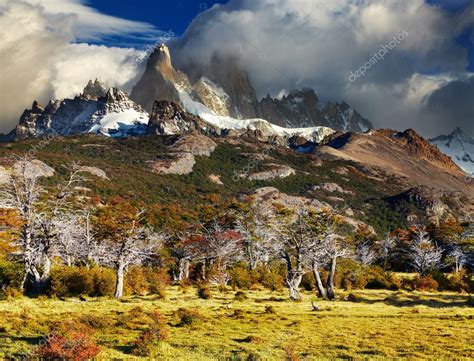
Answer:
[155,44,173,75]
[31,101,44,113]
[429,127,474,176]
[104,88,130,104]
[258,89,371,132]
[82,79,107,100]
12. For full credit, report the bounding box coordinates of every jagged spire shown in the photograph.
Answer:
[154,43,174,79]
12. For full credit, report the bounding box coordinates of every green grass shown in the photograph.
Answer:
[0,287,473,360]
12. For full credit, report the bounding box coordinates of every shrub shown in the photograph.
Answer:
[175,308,203,327]
[36,321,100,361]
[125,267,170,297]
[197,284,212,299]
[235,291,248,302]
[0,261,23,297]
[413,275,439,291]
[49,266,115,297]
[36,333,100,361]
[365,267,401,291]
[229,264,257,289]
[49,267,93,297]
[117,306,150,329]
[264,305,276,314]
[300,273,315,291]
[89,267,116,297]
[132,311,169,356]
[125,267,149,295]
[431,270,473,293]
[334,259,367,290]
[258,265,285,291]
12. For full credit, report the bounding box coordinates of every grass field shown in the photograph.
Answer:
[0,287,473,360]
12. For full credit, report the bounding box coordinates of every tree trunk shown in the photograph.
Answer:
[39,256,52,292]
[286,272,303,301]
[312,261,327,299]
[176,258,190,282]
[326,256,337,300]
[115,263,125,299]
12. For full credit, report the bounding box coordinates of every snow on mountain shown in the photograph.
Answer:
[88,108,148,137]
[429,127,474,176]
[6,86,149,140]
[178,90,335,143]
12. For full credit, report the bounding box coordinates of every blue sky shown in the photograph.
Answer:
[88,0,474,71]
[89,0,226,38]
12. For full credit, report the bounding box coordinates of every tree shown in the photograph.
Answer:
[95,198,162,298]
[378,233,396,270]
[0,157,85,293]
[53,210,99,267]
[267,206,341,301]
[166,230,197,282]
[355,241,376,266]
[235,204,273,270]
[196,220,242,285]
[408,227,443,275]
[320,233,351,300]
[449,245,466,273]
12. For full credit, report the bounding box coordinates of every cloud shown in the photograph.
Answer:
[172,0,473,136]
[11,0,162,43]
[0,1,151,133]
[420,75,474,136]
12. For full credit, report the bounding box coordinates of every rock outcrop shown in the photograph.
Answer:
[169,132,217,157]
[150,152,196,175]
[79,166,109,180]
[248,164,296,181]
[147,101,220,136]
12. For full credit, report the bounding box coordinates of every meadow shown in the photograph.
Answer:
[0,287,472,360]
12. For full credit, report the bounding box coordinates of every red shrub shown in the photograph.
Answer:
[36,331,100,361]
[414,275,439,291]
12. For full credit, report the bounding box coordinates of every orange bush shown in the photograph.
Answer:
[36,331,100,361]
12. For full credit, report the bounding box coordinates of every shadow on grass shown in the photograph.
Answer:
[346,292,470,308]
[0,334,44,345]
[114,344,135,355]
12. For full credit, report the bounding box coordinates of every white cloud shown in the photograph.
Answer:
[173,0,473,136]
[0,1,150,133]
[5,0,161,42]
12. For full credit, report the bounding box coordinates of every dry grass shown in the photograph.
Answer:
[0,287,473,360]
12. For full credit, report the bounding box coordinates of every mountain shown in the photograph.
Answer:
[257,89,372,131]
[429,127,474,176]
[319,129,471,193]
[5,85,149,140]
[131,44,372,132]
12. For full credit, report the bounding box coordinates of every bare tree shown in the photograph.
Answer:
[0,156,42,292]
[378,233,396,269]
[0,157,85,293]
[235,205,273,270]
[407,226,443,275]
[53,210,99,267]
[99,226,162,299]
[449,245,466,273]
[321,234,351,300]
[196,220,242,285]
[356,241,376,265]
[267,207,341,301]
[166,230,197,282]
